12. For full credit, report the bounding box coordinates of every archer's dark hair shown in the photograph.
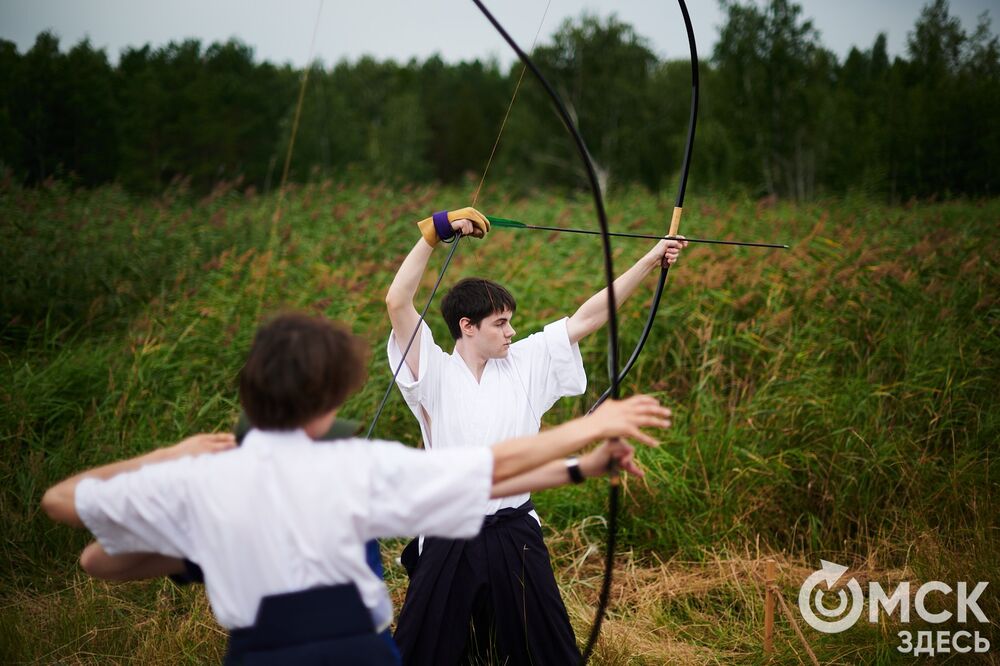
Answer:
[440,277,517,340]
[239,312,369,430]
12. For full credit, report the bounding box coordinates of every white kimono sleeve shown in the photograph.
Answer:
[386,320,449,437]
[363,442,492,540]
[75,456,196,558]
[509,317,587,415]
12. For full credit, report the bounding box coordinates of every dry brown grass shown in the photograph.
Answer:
[2,534,991,664]
[1,574,225,664]
[549,528,920,666]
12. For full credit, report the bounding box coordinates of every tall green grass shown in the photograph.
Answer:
[2,178,998,663]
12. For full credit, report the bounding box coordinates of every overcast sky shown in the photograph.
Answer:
[1,0,996,69]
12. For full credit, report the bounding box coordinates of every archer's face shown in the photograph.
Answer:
[474,309,516,359]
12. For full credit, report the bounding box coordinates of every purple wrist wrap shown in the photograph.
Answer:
[432,210,454,241]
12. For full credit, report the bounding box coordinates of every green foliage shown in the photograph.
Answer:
[2,3,999,659]
[1,181,997,661]
[0,180,268,343]
[114,39,296,193]
[500,14,662,191]
[2,2,997,199]
[713,0,830,198]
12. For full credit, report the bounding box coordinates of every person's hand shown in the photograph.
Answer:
[166,433,236,459]
[448,207,490,239]
[588,395,672,446]
[646,236,687,268]
[417,207,490,245]
[580,439,644,479]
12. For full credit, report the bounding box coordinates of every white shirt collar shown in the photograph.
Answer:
[240,428,312,451]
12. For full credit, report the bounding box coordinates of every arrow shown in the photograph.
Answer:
[485,215,789,249]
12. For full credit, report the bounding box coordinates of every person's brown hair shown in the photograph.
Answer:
[239,312,369,430]
[440,277,517,340]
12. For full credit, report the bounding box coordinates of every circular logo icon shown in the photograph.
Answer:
[798,560,864,633]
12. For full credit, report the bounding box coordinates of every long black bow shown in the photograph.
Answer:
[590,0,700,411]
[469,2,621,663]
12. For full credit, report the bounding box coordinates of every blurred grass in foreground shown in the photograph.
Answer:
[1,178,998,663]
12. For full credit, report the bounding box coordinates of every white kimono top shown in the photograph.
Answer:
[387,317,587,517]
[75,429,492,631]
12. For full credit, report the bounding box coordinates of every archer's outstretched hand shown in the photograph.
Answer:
[168,433,237,459]
[645,236,688,268]
[42,431,236,528]
[587,394,672,447]
[580,439,644,478]
[566,237,687,345]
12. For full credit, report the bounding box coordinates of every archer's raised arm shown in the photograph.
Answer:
[80,542,187,581]
[565,237,688,345]
[385,208,490,377]
[41,433,235,527]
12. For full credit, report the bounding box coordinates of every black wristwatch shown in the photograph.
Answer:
[565,456,585,484]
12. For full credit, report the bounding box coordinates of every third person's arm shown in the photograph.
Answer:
[566,237,687,345]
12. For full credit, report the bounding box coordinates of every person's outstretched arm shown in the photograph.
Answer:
[385,208,489,377]
[79,542,187,581]
[489,394,670,486]
[490,439,642,497]
[40,433,235,527]
[565,237,688,345]
[364,394,672,541]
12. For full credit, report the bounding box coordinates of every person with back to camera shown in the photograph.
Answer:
[41,311,673,665]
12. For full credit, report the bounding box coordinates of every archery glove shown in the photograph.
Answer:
[417,207,490,246]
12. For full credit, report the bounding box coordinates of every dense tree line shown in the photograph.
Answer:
[0,0,996,199]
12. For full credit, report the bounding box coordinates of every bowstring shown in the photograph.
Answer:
[470,0,552,208]
[365,0,552,440]
[472,1,552,430]
[253,0,325,324]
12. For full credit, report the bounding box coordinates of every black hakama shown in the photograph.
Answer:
[224,584,399,665]
[393,500,580,665]
[172,558,401,662]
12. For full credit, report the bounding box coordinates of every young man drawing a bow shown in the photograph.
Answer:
[385,207,687,665]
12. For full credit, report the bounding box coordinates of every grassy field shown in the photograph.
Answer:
[2,176,998,663]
